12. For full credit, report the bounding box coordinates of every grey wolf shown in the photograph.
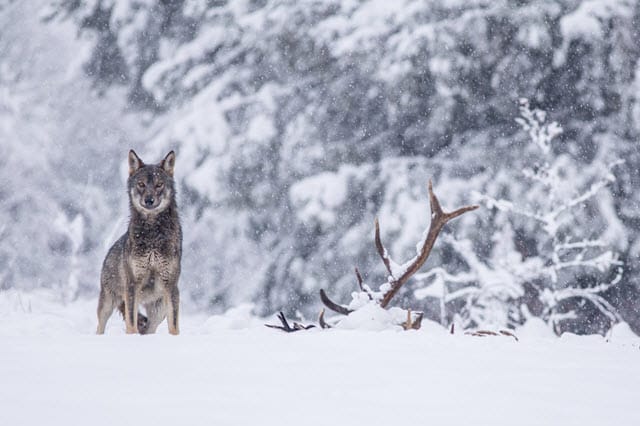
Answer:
[96,150,182,335]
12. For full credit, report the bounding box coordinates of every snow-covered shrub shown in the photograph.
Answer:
[490,100,624,334]
[414,228,539,331]
[415,100,624,334]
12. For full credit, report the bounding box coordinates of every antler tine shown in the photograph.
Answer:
[355,267,364,291]
[429,179,479,221]
[318,269,368,319]
[380,180,478,308]
[355,267,373,300]
[319,308,331,329]
[427,179,444,218]
[319,289,353,315]
[374,218,394,276]
[264,311,294,332]
[265,311,316,332]
[446,205,479,221]
[411,311,424,330]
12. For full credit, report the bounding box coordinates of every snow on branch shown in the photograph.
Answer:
[425,100,624,334]
[515,98,563,155]
[545,161,623,224]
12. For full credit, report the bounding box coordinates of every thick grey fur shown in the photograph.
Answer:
[96,150,182,335]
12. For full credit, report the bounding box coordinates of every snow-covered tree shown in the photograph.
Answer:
[3,1,640,333]
[0,3,143,300]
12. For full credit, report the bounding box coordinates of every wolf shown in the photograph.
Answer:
[96,150,182,335]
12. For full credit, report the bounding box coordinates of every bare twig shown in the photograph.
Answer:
[499,330,519,341]
[465,329,519,341]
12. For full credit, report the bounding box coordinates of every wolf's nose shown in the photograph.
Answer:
[144,197,154,207]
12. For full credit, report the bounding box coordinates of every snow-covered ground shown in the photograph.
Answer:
[1,290,639,426]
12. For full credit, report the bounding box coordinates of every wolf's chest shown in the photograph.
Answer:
[133,249,170,271]
[130,249,173,299]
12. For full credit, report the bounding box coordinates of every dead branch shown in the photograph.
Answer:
[466,330,499,337]
[499,330,519,341]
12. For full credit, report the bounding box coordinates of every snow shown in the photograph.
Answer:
[3,4,640,408]
[554,0,634,66]
[1,290,639,426]
[289,166,355,228]
[143,25,230,102]
[335,303,404,330]
[608,321,640,343]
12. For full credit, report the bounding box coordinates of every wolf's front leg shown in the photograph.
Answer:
[124,281,139,334]
[165,285,180,335]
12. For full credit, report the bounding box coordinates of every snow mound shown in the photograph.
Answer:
[516,317,557,339]
[199,304,264,331]
[334,303,406,331]
[607,322,640,343]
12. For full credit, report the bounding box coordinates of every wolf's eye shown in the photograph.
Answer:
[137,181,145,188]
[156,182,164,189]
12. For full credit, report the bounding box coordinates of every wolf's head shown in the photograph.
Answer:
[127,150,177,216]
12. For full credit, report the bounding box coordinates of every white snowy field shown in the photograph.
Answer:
[1,290,639,426]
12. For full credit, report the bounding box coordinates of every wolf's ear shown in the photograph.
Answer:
[160,150,176,176]
[128,150,144,176]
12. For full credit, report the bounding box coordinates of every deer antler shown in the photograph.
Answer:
[265,312,315,332]
[317,180,478,329]
[378,180,478,308]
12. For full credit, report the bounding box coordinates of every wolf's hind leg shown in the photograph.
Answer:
[96,289,115,334]
[142,298,167,335]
